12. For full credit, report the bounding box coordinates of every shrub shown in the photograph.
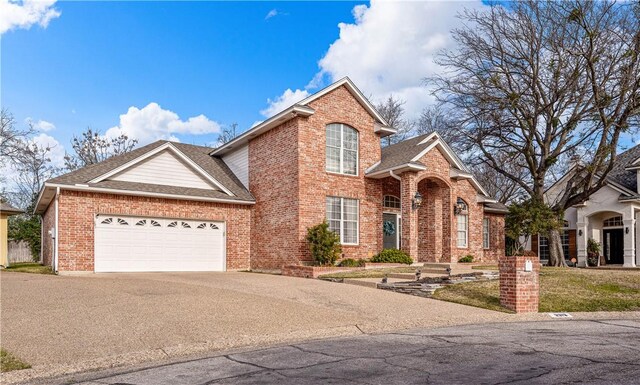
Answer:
[338,258,366,267]
[370,249,413,264]
[306,221,342,266]
[458,255,474,263]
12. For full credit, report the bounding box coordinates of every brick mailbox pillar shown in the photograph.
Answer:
[499,253,540,313]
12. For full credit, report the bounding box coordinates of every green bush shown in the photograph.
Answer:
[337,258,366,267]
[8,215,40,262]
[370,249,413,264]
[306,221,342,266]
[458,255,474,263]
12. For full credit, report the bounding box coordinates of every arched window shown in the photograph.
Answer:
[603,215,623,227]
[326,123,358,175]
[383,195,401,209]
[456,198,468,248]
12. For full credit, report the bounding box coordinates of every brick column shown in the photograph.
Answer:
[400,172,418,261]
[499,253,540,313]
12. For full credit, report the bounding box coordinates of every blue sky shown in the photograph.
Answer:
[1,0,636,168]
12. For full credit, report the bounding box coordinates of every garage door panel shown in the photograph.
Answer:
[95,215,225,272]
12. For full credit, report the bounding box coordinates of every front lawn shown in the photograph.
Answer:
[432,267,640,313]
[4,263,53,275]
[319,267,418,279]
[0,349,31,372]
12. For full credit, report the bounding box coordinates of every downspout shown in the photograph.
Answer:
[54,187,60,274]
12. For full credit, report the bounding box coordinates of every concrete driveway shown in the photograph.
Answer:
[1,271,639,384]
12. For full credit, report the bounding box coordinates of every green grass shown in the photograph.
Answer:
[4,263,54,275]
[0,349,31,372]
[432,267,640,313]
[319,267,419,279]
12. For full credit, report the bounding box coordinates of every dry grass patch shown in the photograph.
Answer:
[4,263,53,275]
[0,349,31,372]
[432,267,640,313]
[319,267,418,279]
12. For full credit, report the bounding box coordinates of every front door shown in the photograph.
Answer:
[383,213,399,249]
[603,229,624,265]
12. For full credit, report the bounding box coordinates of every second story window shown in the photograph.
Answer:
[326,123,358,175]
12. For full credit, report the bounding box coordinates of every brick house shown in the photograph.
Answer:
[35,77,507,274]
[525,144,640,267]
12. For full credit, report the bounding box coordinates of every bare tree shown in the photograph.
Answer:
[11,142,61,209]
[216,123,239,146]
[415,105,468,152]
[64,127,137,171]
[431,1,640,266]
[1,109,35,159]
[376,96,414,146]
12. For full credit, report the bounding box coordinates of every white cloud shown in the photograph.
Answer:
[265,9,278,20]
[0,0,61,35]
[26,118,55,132]
[105,102,221,145]
[263,0,484,120]
[31,133,65,168]
[260,88,309,118]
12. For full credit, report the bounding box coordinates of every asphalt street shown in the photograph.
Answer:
[46,319,640,385]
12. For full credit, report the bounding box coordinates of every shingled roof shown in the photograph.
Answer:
[45,140,254,203]
[606,143,640,194]
[367,134,434,174]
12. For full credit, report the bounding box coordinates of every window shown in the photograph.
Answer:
[456,198,468,248]
[539,231,570,261]
[603,215,623,227]
[117,218,128,225]
[383,195,401,209]
[135,220,147,226]
[483,218,490,249]
[326,196,359,244]
[326,123,358,175]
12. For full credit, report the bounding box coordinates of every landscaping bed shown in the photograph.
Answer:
[432,267,640,313]
[318,266,420,279]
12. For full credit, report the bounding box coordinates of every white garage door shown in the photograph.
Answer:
[95,215,225,272]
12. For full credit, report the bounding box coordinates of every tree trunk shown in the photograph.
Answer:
[547,229,567,267]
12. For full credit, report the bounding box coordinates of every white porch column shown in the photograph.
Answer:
[576,208,588,267]
[622,207,636,267]
[636,211,640,267]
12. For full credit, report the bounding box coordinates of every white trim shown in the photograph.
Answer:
[326,196,360,246]
[606,180,637,197]
[374,123,397,137]
[476,195,498,203]
[297,77,388,126]
[365,161,381,174]
[40,183,255,206]
[365,163,427,178]
[211,104,315,156]
[482,217,490,249]
[450,168,473,179]
[89,143,235,197]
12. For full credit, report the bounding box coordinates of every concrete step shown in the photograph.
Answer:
[343,279,379,289]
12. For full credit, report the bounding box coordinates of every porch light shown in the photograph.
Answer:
[626,227,629,234]
[412,191,423,210]
[579,229,583,237]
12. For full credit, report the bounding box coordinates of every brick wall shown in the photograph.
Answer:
[55,190,251,272]
[249,118,300,270]
[296,85,383,262]
[484,213,506,261]
[499,253,540,313]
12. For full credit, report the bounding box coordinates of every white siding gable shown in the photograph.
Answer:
[222,145,249,188]
[110,150,217,190]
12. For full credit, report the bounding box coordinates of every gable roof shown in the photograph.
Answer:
[607,143,640,193]
[211,77,395,156]
[35,141,254,213]
[1,202,24,215]
[366,132,491,198]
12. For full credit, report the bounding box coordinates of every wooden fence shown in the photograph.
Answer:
[8,240,36,264]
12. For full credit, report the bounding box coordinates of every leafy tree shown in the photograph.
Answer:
[64,127,137,171]
[506,199,564,257]
[306,221,342,266]
[8,215,41,261]
[431,0,640,266]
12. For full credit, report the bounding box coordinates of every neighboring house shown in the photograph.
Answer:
[34,77,507,274]
[526,144,640,267]
[1,202,24,267]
